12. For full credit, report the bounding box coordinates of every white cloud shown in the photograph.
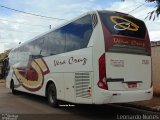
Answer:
[149,31,160,41]
[0,0,101,53]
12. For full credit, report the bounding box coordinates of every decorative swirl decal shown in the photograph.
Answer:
[13,58,49,91]
[110,16,139,31]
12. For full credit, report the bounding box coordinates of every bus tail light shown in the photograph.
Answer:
[98,54,108,90]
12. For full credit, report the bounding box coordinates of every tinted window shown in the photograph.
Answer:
[11,15,93,59]
[33,38,43,55]
[10,46,30,67]
[99,11,146,38]
[47,29,65,55]
[26,41,36,55]
[65,15,93,52]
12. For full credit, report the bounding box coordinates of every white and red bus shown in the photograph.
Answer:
[6,10,153,107]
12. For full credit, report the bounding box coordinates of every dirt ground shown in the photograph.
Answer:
[0,79,5,87]
[132,96,160,107]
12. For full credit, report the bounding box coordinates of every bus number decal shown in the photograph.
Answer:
[110,59,124,67]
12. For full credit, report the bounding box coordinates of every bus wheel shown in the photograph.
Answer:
[11,81,17,95]
[47,83,58,107]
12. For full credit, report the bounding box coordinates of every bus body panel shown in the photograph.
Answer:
[6,47,94,104]
[91,13,107,104]
[106,53,151,91]
[46,47,93,103]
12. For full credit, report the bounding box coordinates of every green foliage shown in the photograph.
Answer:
[145,0,160,20]
[122,0,160,20]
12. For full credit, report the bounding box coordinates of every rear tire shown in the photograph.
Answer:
[47,83,58,107]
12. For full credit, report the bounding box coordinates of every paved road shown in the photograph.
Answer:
[0,87,159,120]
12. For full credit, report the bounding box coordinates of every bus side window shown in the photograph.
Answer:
[65,15,93,52]
[38,37,48,57]
[47,29,65,55]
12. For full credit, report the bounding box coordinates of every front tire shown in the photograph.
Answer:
[11,80,17,95]
[47,83,58,107]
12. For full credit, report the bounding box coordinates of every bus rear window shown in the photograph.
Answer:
[99,11,146,39]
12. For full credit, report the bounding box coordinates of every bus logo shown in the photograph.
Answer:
[110,16,139,31]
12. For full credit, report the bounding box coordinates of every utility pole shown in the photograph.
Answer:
[49,25,51,29]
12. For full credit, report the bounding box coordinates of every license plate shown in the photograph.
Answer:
[128,83,137,88]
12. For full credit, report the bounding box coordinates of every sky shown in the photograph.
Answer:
[0,0,160,53]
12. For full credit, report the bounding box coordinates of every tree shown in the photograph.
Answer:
[145,0,160,20]
[122,0,160,20]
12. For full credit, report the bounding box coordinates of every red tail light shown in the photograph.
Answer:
[98,53,108,90]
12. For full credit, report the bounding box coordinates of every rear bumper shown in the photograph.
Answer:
[98,87,153,104]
